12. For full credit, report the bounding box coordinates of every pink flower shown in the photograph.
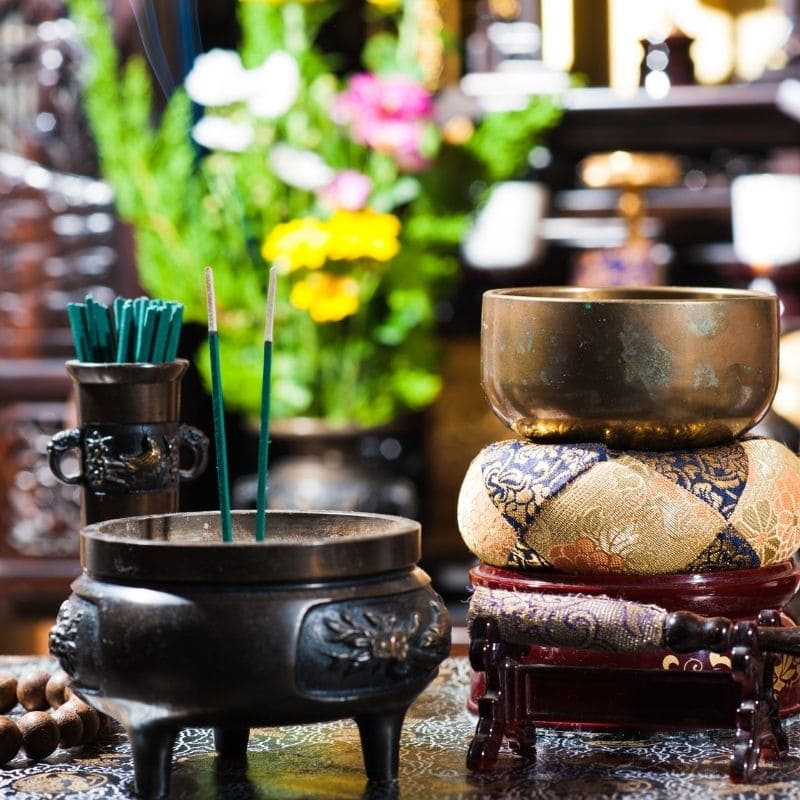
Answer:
[335,73,433,122]
[333,73,433,171]
[364,119,431,171]
[317,170,373,211]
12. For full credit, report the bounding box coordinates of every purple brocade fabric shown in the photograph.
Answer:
[468,585,668,652]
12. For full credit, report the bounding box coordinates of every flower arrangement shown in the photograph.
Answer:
[66,0,562,427]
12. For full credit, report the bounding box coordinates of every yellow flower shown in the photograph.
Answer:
[262,218,330,271]
[365,0,402,11]
[240,0,319,5]
[326,210,401,263]
[290,272,360,322]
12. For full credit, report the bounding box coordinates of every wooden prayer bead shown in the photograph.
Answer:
[0,672,17,714]
[17,670,51,712]
[68,699,100,745]
[0,717,21,764]
[45,671,71,709]
[51,704,83,749]
[17,711,59,760]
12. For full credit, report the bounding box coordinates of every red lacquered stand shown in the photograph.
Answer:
[467,561,800,782]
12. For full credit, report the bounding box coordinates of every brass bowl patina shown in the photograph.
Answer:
[482,286,779,449]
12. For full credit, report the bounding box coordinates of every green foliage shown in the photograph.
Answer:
[467,96,564,182]
[67,0,562,427]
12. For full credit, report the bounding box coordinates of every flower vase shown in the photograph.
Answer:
[233,417,422,518]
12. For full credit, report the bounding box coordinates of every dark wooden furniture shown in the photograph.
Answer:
[0,4,136,647]
[538,82,800,293]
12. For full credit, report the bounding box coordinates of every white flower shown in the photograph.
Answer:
[184,48,300,119]
[268,144,334,191]
[185,49,250,107]
[192,116,254,152]
[246,51,301,119]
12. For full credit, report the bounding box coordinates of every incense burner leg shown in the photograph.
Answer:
[129,723,178,800]
[467,617,528,771]
[213,726,250,760]
[355,705,409,782]
[729,610,788,783]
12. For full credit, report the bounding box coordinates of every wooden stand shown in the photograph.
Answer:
[467,563,800,782]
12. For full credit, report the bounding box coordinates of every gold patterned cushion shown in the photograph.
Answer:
[457,437,800,575]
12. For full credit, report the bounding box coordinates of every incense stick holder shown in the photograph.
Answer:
[47,360,208,525]
[48,510,451,800]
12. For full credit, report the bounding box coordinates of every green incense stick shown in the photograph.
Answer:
[165,304,184,361]
[67,304,88,361]
[205,267,233,543]
[82,298,99,360]
[115,300,133,362]
[113,296,124,330]
[150,304,171,363]
[255,266,278,542]
[136,305,157,362]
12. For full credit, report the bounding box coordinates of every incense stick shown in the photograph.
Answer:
[255,266,278,542]
[205,267,233,543]
[67,295,184,363]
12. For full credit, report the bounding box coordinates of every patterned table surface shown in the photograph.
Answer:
[4,656,800,799]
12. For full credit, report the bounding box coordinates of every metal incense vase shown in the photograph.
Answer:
[49,510,452,799]
[47,360,208,525]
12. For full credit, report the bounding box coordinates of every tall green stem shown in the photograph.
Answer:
[282,3,308,55]
[330,269,380,422]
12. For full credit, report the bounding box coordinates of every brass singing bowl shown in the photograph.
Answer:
[481,287,779,449]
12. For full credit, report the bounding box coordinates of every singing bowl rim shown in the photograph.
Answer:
[80,509,421,584]
[482,285,777,304]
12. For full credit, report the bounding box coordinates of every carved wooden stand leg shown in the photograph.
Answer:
[729,609,789,783]
[467,617,532,770]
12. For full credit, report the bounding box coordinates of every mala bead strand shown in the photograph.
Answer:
[0,669,104,765]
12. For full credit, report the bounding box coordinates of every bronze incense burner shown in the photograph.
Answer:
[49,510,451,799]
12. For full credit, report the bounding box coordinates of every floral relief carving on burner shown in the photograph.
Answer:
[296,595,451,696]
[324,599,450,675]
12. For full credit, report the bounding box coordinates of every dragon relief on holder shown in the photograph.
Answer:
[83,428,178,491]
[324,598,450,677]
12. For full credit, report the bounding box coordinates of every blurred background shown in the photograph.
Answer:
[3,0,800,653]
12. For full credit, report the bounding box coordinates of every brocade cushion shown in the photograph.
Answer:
[457,437,800,575]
